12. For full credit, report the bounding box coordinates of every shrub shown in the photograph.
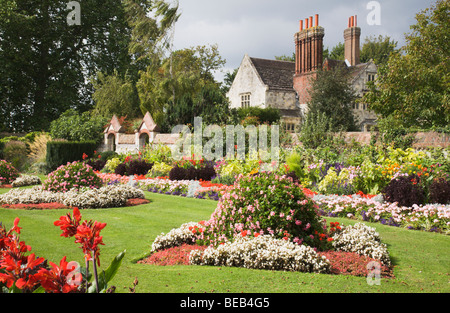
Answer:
[148,162,172,178]
[3,141,28,171]
[382,174,425,207]
[104,157,121,173]
[202,172,327,249]
[428,178,450,204]
[86,159,107,171]
[46,141,98,171]
[169,164,216,181]
[0,159,19,185]
[42,161,103,193]
[114,159,153,176]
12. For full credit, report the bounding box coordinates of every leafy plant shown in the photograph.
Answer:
[382,174,425,207]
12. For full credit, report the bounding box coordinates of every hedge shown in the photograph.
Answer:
[46,141,98,171]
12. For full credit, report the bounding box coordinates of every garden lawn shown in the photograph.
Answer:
[0,188,449,293]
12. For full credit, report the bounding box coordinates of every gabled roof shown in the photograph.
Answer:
[104,115,124,133]
[323,58,377,83]
[249,57,295,92]
[138,112,161,132]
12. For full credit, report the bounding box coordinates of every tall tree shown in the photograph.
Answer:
[306,66,357,132]
[136,44,226,126]
[0,0,133,131]
[360,35,398,66]
[363,0,449,129]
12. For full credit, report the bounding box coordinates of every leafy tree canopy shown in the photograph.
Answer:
[363,0,450,129]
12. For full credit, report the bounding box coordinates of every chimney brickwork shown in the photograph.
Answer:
[344,15,361,66]
[293,14,324,104]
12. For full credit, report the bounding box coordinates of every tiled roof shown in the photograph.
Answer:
[250,57,295,91]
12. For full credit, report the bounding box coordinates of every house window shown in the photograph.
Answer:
[284,123,296,133]
[367,74,376,82]
[241,93,251,108]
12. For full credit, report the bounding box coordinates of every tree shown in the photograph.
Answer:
[0,0,134,132]
[306,66,357,132]
[0,0,179,132]
[92,71,140,119]
[363,0,449,129]
[360,35,398,66]
[49,109,108,143]
[136,44,226,126]
[323,42,345,61]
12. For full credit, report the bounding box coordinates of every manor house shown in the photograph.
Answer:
[226,14,378,132]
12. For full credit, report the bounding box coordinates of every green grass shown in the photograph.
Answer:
[0,188,449,293]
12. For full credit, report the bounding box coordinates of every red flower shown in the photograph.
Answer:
[241,230,248,237]
[37,256,81,293]
[82,153,88,160]
[54,207,81,238]
[254,232,260,237]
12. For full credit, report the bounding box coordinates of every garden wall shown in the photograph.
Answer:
[342,132,450,148]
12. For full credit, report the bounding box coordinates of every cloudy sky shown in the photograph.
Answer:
[171,0,437,82]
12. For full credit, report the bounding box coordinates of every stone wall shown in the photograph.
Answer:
[341,132,450,148]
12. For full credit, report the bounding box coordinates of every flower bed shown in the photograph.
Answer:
[314,194,450,233]
[0,185,146,209]
[11,175,42,188]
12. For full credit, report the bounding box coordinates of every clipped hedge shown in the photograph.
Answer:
[46,141,98,171]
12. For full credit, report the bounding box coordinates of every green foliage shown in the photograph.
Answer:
[49,109,108,143]
[360,35,398,66]
[137,44,226,128]
[235,107,281,125]
[307,66,357,132]
[46,141,98,171]
[42,160,103,192]
[363,0,450,129]
[92,71,140,119]
[2,141,28,171]
[299,111,334,149]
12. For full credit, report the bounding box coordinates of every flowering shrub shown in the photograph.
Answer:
[11,175,42,188]
[202,172,327,249]
[0,160,19,185]
[42,161,102,193]
[331,223,391,266]
[189,234,331,274]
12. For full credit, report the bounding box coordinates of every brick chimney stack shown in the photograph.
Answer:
[344,15,361,66]
[293,14,324,104]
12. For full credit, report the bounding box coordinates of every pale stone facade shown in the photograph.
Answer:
[226,54,302,132]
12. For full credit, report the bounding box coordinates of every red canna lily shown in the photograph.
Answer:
[37,256,81,293]
[54,207,81,238]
